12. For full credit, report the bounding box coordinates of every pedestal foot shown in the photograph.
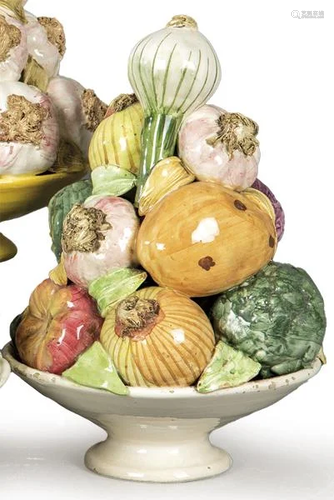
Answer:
[0,233,17,263]
[84,415,232,483]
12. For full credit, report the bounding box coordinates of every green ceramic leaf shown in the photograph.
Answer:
[48,179,93,261]
[89,165,137,199]
[63,342,129,395]
[197,341,261,393]
[212,261,326,377]
[89,267,147,317]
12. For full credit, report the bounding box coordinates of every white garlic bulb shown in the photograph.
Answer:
[25,12,65,78]
[0,11,28,82]
[0,81,59,175]
[178,105,260,191]
[47,76,107,157]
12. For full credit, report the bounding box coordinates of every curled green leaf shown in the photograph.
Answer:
[48,179,93,262]
[63,341,129,395]
[89,267,147,318]
[197,341,261,393]
[89,165,137,199]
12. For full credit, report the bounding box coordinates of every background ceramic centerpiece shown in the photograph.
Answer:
[0,0,107,262]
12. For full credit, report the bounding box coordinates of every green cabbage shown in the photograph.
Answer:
[212,262,326,377]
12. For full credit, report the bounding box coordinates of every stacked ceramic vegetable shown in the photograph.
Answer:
[11,15,326,395]
[0,0,106,176]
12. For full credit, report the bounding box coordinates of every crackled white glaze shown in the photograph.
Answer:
[2,343,321,483]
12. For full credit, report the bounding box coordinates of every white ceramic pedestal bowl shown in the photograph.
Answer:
[3,343,321,483]
[0,352,10,388]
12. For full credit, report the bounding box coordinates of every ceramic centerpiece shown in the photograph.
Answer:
[2,343,321,482]
[0,1,107,262]
[3,13,326,483]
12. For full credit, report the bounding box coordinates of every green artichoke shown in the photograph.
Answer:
[211,262,326,377]
[48,179,92,261]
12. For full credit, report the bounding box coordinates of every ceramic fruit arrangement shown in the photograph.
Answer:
[10,14,326,395]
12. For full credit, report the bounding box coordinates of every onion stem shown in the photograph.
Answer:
[135,113,182,205]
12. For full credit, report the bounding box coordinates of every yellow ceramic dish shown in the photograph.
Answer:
[0,142,87,262]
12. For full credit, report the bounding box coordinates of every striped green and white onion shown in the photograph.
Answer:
[128,14,221,204]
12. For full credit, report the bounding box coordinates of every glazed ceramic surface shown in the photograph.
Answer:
[0,163,87,263]
[137,182,277,296]
[3,343,321,483]
[0,352,10,387]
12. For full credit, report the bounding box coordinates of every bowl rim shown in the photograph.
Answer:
[0,168,86,189]
[2,342,322,399]
[0,352,11,387]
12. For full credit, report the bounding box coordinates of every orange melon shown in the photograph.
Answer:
[137,182,277,297]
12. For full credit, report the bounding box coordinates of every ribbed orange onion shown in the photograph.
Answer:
[100,287,215,387]
[137,182,277,297]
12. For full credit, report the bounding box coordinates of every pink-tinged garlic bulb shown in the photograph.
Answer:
[25,12,66,78]
[47,76,107,157]
[178,105,260,191]
[0,81,59,175]
[0,12,28,82]
[62,196,139,288]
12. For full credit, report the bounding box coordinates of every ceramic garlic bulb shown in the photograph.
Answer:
[47,76,107,158]
[0,81,59,175]
[0,9,28,82]
[25,11,66,78]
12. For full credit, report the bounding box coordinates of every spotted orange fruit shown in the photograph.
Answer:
[137,182,277,297]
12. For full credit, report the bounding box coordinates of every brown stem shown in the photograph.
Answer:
[38,17,66,57]
[0,95,48,145]
[207,112,260,159]
[62,204,111,253]
[0,14,21,62]
[81,89,108,132]
[115,296,163,341]
[166,15,198,29]
[105,93,138,118]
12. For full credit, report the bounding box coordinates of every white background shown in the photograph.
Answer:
[1,0,333,498]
